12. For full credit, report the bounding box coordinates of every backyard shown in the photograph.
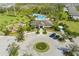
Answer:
[0,4,79,34]
[59,20,79,33]
[0,14,16,25]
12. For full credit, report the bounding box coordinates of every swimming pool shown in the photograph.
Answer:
[33,13,46,21]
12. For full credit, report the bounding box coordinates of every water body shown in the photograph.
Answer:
[33,13,46,21]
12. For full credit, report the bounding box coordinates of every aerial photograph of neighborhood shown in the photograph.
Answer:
[0,3,79,56]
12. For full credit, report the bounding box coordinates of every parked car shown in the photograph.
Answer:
[49,33,56,38]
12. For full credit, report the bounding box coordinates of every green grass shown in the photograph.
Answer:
[0,13,79,34]
[34,42,49,52]
[0,14,31,27]
[60,20,79,33]
[0,14,16,25]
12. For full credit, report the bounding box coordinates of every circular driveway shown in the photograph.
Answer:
[0,32,65,56]
[21,32,64,56]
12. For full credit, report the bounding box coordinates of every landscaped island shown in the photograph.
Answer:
[34,42,49,52]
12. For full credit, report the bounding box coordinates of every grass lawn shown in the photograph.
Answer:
[34,42,49,52]
[0,14,16,25]
[0,14,31,25]
[59,20,79,33]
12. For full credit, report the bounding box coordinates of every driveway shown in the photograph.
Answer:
[0,32,69,56]
[21,32,64,56]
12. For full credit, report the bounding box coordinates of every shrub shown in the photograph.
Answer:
[26,27,31,31]
[59,23,68,28]
[43,29,47,34]
[63,44,79,56]
[58,37,65,42]
[8,43,19,56]
[16,26,24,42]
[0,8,6,13]
[36,29,40,34]
[52,25,60,31]
[63,51,74,56]
[68,37,74,42]
[2,28,11,36]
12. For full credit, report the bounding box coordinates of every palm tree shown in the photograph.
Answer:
[8,42,19,56]
[16,25,24,42]
[63,44,79,56]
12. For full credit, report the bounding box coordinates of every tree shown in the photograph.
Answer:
[0,8,6,13]
[43,29,47,34]
[16,26,24,42]
[52,24,60,31]
[36,28,40,34]
[58,37,65,42]
[63,44,79,56]
[0,23,11,35]
[8,43,19,56]
[2,28,11,36]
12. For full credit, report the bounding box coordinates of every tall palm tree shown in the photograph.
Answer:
[16,25,24,42]
[8,43,19,56]
[63,44,79,56]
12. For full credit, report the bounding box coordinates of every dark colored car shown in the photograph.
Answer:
[49,33,56,38]
[49,33,60,39]
[53,35,60,39]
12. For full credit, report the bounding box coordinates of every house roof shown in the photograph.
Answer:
[68,7,79,16]
[30,20,52,27]
[64,4,79,16]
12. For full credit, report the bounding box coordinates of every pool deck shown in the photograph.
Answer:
[30,20,52,27]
